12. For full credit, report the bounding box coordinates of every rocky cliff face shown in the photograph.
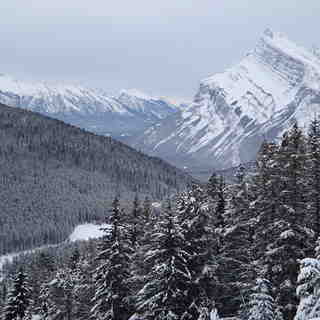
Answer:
[0,76,179,138]
[130,30,320,173]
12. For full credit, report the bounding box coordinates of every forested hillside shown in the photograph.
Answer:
[2,119,320,320]
[0,103,194,255]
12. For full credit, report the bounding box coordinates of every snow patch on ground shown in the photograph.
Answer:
[152,202,161,208]
[69,223,109,242]
[0,223,108,278]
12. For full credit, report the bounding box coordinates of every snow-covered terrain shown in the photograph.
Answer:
[131,29,320,172]
[0,75,179,137]
[69,223,109,242]
[0,223,108,277]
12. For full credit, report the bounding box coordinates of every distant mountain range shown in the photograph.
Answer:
[2,29,319,180]
[0,75,181,138]
[130,29,320,174]
[0,102,194,255]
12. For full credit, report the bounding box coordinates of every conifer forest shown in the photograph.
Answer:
[2,119,320,320]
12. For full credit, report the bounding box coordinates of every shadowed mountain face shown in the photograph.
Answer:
[129,30,320,173]
[0,102,194,255]
[0,76,180,138]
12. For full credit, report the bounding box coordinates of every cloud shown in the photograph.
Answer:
[1,1,320,97]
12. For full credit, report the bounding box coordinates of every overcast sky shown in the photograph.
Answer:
[1,0,320,99]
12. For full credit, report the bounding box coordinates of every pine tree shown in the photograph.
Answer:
[259,124,314,320]
[3,268,31,320]
[127,194,142,247]
[72,257,95,320]
[41,267,76,320]
[142,196,152,224]
[251,141,280,259]
[207,173,226,229]
[306,117,320,237]
[136,200,191,319]
[197,301,219,320]
[219,166,255,316]
[247,278,277,320]
[177,186,219,319]
[295,238,320,320]
[30,250,56,315]
[91,196,133,320]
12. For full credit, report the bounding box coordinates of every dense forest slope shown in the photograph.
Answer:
[0,103,193,255]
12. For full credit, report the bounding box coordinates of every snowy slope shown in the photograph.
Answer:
[131,29,320,173]
[117,89,178,120]
[0,75,179,137]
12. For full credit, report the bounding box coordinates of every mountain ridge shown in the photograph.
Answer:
[0,74,180,137]
[129,30,320,175]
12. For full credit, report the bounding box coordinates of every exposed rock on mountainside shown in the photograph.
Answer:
[130,29,320,172]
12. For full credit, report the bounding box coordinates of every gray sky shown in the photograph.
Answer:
[1,0,320,99]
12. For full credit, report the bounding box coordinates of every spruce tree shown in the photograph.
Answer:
[247,278,277,320]
[306,117,320,237]
[219,166,255,316]
[295,238,320,320]
[72,257,95,320]
[207,173,226,229]
[177,186,219,319]
[259,124,313,320]
[91,196,133,320]
[40,267,76,320]
[251,141,281,259]
[135,201,191,320]
[3,268,31,320]
[142,196,152,224]
[127,194,142,247]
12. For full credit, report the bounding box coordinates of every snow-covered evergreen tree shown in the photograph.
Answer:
[251,141,280,258]
[135,201,191,320]
[247,278,277,320]
[219,166,256,316]
[3,268,31,320]
[71,257,95,320]
[177,186,219,319]
[306,117,320,237]
[197,301,219,320]
[127,194,143,247]
[40,267,76,320]
[264,123,314,320]
[207,173,226,229]
[91,196,133,320]
[295,238,320,320]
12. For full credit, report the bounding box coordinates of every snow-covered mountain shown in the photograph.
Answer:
[0,75,179,137]
[130,29,320,173]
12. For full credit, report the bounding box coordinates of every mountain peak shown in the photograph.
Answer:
[119,89,157,101]
[263,28,274,39]
[130,31,320,174]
